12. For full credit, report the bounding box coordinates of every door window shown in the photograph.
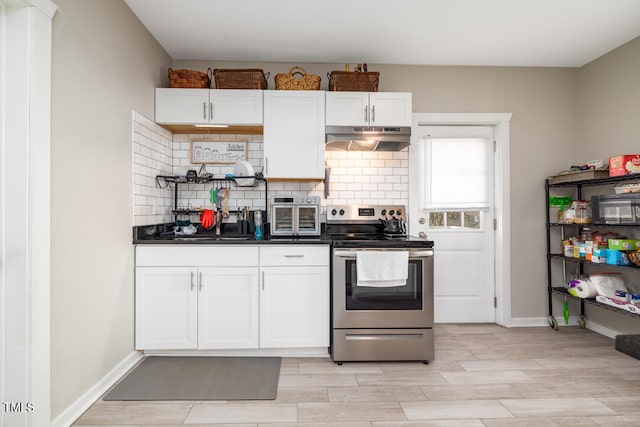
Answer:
[429,211,482,229]
[422,137,492,211]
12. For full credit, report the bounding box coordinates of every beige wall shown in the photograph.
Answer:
[178,59,579,319]
[50,0,171,417]
[574,36,640,333]
[577,37,640,160]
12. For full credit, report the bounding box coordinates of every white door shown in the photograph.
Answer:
[155,88,210,124]
[409,125,496,323]
[135,267,198,349]
[263,90,325,179]
[198,267,259,349]
[260,266,330,348]
[369,92,412,126]
[209,89,263,125]
[325,91,369,126]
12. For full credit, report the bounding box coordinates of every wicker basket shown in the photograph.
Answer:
[274,66,321,90]
[328,71,379,91]
[213,69,269,89]
[548,169,610,184]
[168,68,212,88]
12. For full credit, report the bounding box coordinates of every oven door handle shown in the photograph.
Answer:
[333,249,433,259]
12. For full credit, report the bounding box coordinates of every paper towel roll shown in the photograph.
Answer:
[590,273,626,298]
[573,279,598,298]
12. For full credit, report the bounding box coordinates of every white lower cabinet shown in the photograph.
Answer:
[259,246,330,349]
[135,265,259,350]
[198,267,259,349]
[135,266,198,350]
[135,244,329,352]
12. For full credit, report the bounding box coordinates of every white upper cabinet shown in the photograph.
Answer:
[155,88,263,125]
[263,90,325,179]
[209,90,263,125]
[326,91,412,127]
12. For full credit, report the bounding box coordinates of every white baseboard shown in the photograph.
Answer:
[506,317,553,327]
[51,351,143,427]
[584,320,619,339]
[507,316,581,328]
[506,316,621,339]
[142,347,330,358]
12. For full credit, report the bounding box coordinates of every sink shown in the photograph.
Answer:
[174,236,251,241]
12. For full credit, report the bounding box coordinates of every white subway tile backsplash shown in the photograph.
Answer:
[325,150,408,207]
[132,113,410,227]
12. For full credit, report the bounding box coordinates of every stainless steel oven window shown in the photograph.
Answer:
[272,205,294,234]
[297,205,320,234]
[344,259,423,310]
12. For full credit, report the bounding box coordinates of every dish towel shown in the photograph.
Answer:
[356,251,408,287]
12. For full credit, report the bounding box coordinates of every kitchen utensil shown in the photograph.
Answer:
[233,161,255,186]
[223,188,229,217]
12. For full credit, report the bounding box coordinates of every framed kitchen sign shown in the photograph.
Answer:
[190,138,248,164]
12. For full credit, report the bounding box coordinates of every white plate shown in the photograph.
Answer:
[233,160,255,186]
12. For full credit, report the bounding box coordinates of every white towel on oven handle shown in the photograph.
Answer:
[356,251,408,287]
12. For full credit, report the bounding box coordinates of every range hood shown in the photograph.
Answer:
[325,126,411,151]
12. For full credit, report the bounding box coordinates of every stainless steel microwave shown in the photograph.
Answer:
[592,193,640,224]
[270,196,321,236]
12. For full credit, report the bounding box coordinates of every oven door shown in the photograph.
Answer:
[271,204,294,235]
[296,205,320,235]
[332,248,434,329]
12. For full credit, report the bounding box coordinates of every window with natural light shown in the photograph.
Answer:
[422,137,491,230]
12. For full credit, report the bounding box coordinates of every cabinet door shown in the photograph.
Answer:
[325,92,369,126]
[263,91,325,179]
[260,266,330,348]
[369,92,412,127]
[210,89,263,125]
[198,267,259,349]
[155,88,210,124]
[135,267,197,350]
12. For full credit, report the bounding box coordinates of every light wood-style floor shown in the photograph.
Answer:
[73,324,640,426]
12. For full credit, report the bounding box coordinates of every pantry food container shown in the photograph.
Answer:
[609,154,640,177]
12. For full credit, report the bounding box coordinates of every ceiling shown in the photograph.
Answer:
[124,0,640,68]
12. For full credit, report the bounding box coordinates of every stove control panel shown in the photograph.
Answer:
[327,205,406,223]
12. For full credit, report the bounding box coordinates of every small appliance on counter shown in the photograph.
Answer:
[270,196,321,237]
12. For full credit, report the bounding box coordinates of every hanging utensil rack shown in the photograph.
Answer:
[155,173,267,222]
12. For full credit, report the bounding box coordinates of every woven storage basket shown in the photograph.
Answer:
[328,71,379,91]
[213,69,269,89]
[549,169,610,184]
[275,66,321,90]
[168,68,212,88]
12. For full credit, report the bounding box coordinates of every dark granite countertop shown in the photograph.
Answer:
[133,223,331,245]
